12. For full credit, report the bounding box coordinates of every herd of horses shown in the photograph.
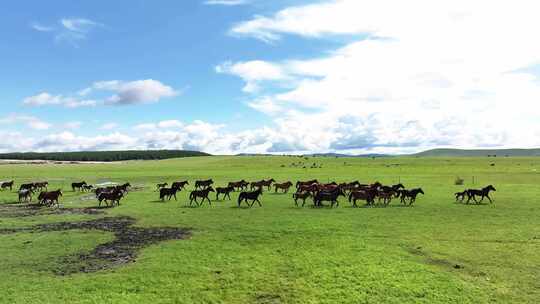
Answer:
[0,178,496,209]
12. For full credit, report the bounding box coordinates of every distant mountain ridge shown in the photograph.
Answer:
[412,148,540,157]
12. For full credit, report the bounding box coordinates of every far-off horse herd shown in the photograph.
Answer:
[0,178,496,209]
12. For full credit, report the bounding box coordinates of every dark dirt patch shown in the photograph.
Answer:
[255,294,282,304]
[0,203,104,218]
[0,216,191,275]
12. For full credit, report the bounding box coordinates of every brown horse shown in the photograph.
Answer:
[215,186,234,200]
[274,181,293,193]
[1,180,14,191]
[38,189,62,207]
[172,181,189,190]
[296,179,318,189]
[195,179,214,190]
[293,191,311,206]
[349,189,377,207]
[97,189,124,207]
[238,187,263,207]
[228,180,248,191]
[189,187,214,206]
[297,183,319,195]
[117,183,131,193]
[72,181,87,192]
[250,178,275,191]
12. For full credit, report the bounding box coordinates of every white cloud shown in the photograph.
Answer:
[22,79,178,108]
[63,121,82,130]
[31,22,54,32]
[204,0,249,5]
[100,79,179,105]
[218,0,540,153]
[60,18,102,33]
[0,114,52,131]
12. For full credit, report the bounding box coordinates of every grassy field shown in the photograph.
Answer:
[0,156,539,304]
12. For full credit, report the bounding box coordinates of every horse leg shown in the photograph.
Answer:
[256,198,262,207]
[486,194,493,203]
[207,196,212,206]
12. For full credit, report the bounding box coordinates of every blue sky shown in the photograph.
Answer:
[1,0,540,154]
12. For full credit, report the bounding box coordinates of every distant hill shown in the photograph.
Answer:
[0,150,210,162]
[307,153,389,158]
[412,148,540,157]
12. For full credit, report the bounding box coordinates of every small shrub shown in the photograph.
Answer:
[454,177,464,185]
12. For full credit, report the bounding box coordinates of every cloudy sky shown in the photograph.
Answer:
[2,0,540,154]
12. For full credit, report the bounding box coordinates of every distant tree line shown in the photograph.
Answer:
[0,150,211,162]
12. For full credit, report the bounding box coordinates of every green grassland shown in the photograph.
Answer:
[0,156,539,304]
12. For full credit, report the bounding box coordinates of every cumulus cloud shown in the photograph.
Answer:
[0,114,52,131]
[100,123,118,130]
[217,0,540,153]
[22,79,178,108]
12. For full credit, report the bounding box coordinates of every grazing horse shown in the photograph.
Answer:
[1,180,14,191]
[466,185,496,204]
[293,191,311,207]
[251,178,276,191]
[455,190,467,203]
[296,179,318,189]
[400,188,425,205]
[238,187,263,207]
[160,187,179,201]
[215,186,234,200]
[195,179,214,190]
[72,181,87,192]
[313,187,345,208]
[156,182,168,191]
[171,181,189,190]
[349,189,377,207]
[228,180,248,191]
[274,181,293,193]
[18,189,32,203]
[38,190,62,207]
[189,187,215,206]
[97,189,124,207]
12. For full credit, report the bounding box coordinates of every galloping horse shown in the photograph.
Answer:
[72,181,87,192]
[228,180,248,191]
[156,182,168,191]
[274,181,293,193]
[215,186,234,200]
[34,181,49,192]
[171,181,189,190]
[238,187,263,207]
[297,183,319,195]
[19,183,35,192]
[38,190,62,207]
[349,189,377,207]
[189,187,215,206]
[117,183,131,193]
[313,187,345,208]
[97,189,124,207]
[293,191,311,206]
[82,184,94,192]
[296,179,318,189]
[1,180,14,191]
[250,179,276,191]
[18,189,32,203]
[399,188,425,205]
[466,185,496,204]
[455,190,467,203]
[195,179,214,190]
[160,187,179,201]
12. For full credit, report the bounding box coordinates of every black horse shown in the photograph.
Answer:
[72,181,87,192]
[215,186,234,200]
[172,181,189,190]
[466,185,496,204]
[189,187,215,206]
[313,187,345,208]
[399,188,425,205]
[1,180,14,191]
[238,188,263,207]
[195,179,214,190]
[160,187,180,201]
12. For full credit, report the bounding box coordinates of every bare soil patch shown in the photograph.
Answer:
[0,216,191,275]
